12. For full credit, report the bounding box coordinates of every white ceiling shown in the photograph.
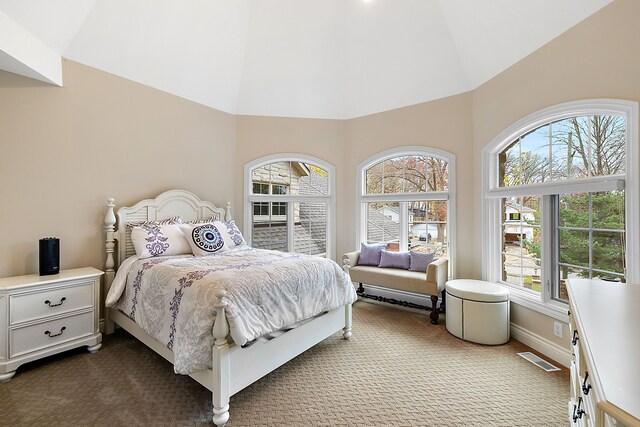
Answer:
[0,0,613,119]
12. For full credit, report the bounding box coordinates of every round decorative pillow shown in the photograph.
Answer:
[191,224,225,254]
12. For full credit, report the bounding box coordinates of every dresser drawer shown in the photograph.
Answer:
[9,281,94,325]
[9,311,94,358]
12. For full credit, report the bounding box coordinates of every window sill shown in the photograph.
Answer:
[501,284,570,323]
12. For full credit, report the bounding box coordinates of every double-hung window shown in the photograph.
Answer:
[483,100,638,316]
[245,155,336,259]
[356,147,456,271]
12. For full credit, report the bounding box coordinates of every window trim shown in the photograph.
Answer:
[244,153,336,260]
[356,146,456,275]
[482,99,639,318]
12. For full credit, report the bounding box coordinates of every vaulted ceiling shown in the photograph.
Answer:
[0,0,613,119]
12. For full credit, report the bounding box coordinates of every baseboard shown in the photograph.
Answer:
[510,323,571,368]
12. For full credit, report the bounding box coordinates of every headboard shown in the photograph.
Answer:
[104,189,231,294]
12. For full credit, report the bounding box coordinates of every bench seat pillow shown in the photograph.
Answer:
[358,243,387,266]
[378,250,411,270]
[409,251,435,272]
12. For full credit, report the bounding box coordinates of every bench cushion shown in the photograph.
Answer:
[349,265,439,296]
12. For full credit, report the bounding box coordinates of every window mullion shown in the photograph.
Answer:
[541,195,555,303]
[400,202,408,252]
[588,192,593,279]
[287,201,294,253]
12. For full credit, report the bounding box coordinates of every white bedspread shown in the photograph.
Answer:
[106,246,356,374]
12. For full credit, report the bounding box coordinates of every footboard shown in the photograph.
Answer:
[208,291,352,426]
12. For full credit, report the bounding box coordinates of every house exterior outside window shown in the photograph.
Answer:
[252,182,289,219]
[244,154,336,259]
[482,99,639,318]
[356,146,456,273]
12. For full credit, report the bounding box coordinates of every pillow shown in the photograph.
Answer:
[409,251,436,272]
[214,220,247,247]
[378,250,411,270]
[186,215,221,225]
[127,216,182,228]
[357,243,387,266]
[180,223,228,256]
[131,223,191,258]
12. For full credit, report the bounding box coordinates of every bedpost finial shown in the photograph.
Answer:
[225,202,232,221]
[105,198,116,228]
[212,288,229,346]
[214,288,227,299]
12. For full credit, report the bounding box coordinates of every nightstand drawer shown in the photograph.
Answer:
[9,311,94,358]
[10,281,94,325]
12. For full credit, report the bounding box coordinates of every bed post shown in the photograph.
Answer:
[343,304,353,339]
[104,198,116,335]
[212,289,230,427]
[224,202,232,221]
[341,261,353,339]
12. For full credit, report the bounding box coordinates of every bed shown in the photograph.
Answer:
[103,189,355,426]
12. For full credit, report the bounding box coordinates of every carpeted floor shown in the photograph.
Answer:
[1,300,569,426]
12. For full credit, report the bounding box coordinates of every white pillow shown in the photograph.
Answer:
[214,220,247,247]
[180,223,228,257]
[131,224,192,258]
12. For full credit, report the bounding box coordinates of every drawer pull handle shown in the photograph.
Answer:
[573,397,585,422]
[44,327,66,338]
[572,329,579,346]
[582,372,591,395]
[44,297,66,307]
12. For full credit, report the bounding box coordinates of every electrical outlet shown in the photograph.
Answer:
[553,321,563,338]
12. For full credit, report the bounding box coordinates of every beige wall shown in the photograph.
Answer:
[235,93,473,276]
[234,115,346,251]
[471,0,640,349]
[0,60,236,279]
[2,0,638,355]
[343,94,474,278]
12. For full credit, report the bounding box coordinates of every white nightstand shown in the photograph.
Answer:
[0,267,103,382]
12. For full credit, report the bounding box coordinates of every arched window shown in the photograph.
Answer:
[244,154,336,260]
[483,99,639,313]
[356,147,456,271]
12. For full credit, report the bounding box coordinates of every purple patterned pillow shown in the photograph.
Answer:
[409,251,435,272]
[358,243,387,266]
[208,220,246,247]
[186,215,220,225]
[131,224,192,258]
[127,216,182,228]
[378,250,411,270]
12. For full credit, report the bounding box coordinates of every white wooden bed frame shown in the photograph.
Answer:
[103,189,352,426]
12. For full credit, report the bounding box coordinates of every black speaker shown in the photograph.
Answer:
[39,237,60,276]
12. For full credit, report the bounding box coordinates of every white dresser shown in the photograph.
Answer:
[567,279,640,427]
[0,267,103,382]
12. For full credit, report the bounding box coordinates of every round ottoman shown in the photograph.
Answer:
[445,279,510,345]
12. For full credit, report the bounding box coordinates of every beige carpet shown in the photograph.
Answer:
[1,300,569,426]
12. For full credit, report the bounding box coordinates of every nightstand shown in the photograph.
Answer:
[0,267,103,382]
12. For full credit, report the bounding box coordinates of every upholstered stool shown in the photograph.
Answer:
[445,279,510,345]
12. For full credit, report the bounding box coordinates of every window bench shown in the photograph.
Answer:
[342,251,449,324]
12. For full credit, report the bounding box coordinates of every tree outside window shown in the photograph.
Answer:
[358,148,455,269]
[494,111,629,302]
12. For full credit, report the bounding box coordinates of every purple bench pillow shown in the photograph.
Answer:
[409,251,435,272]
[357,243,387,266]
[378,250,411,270]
